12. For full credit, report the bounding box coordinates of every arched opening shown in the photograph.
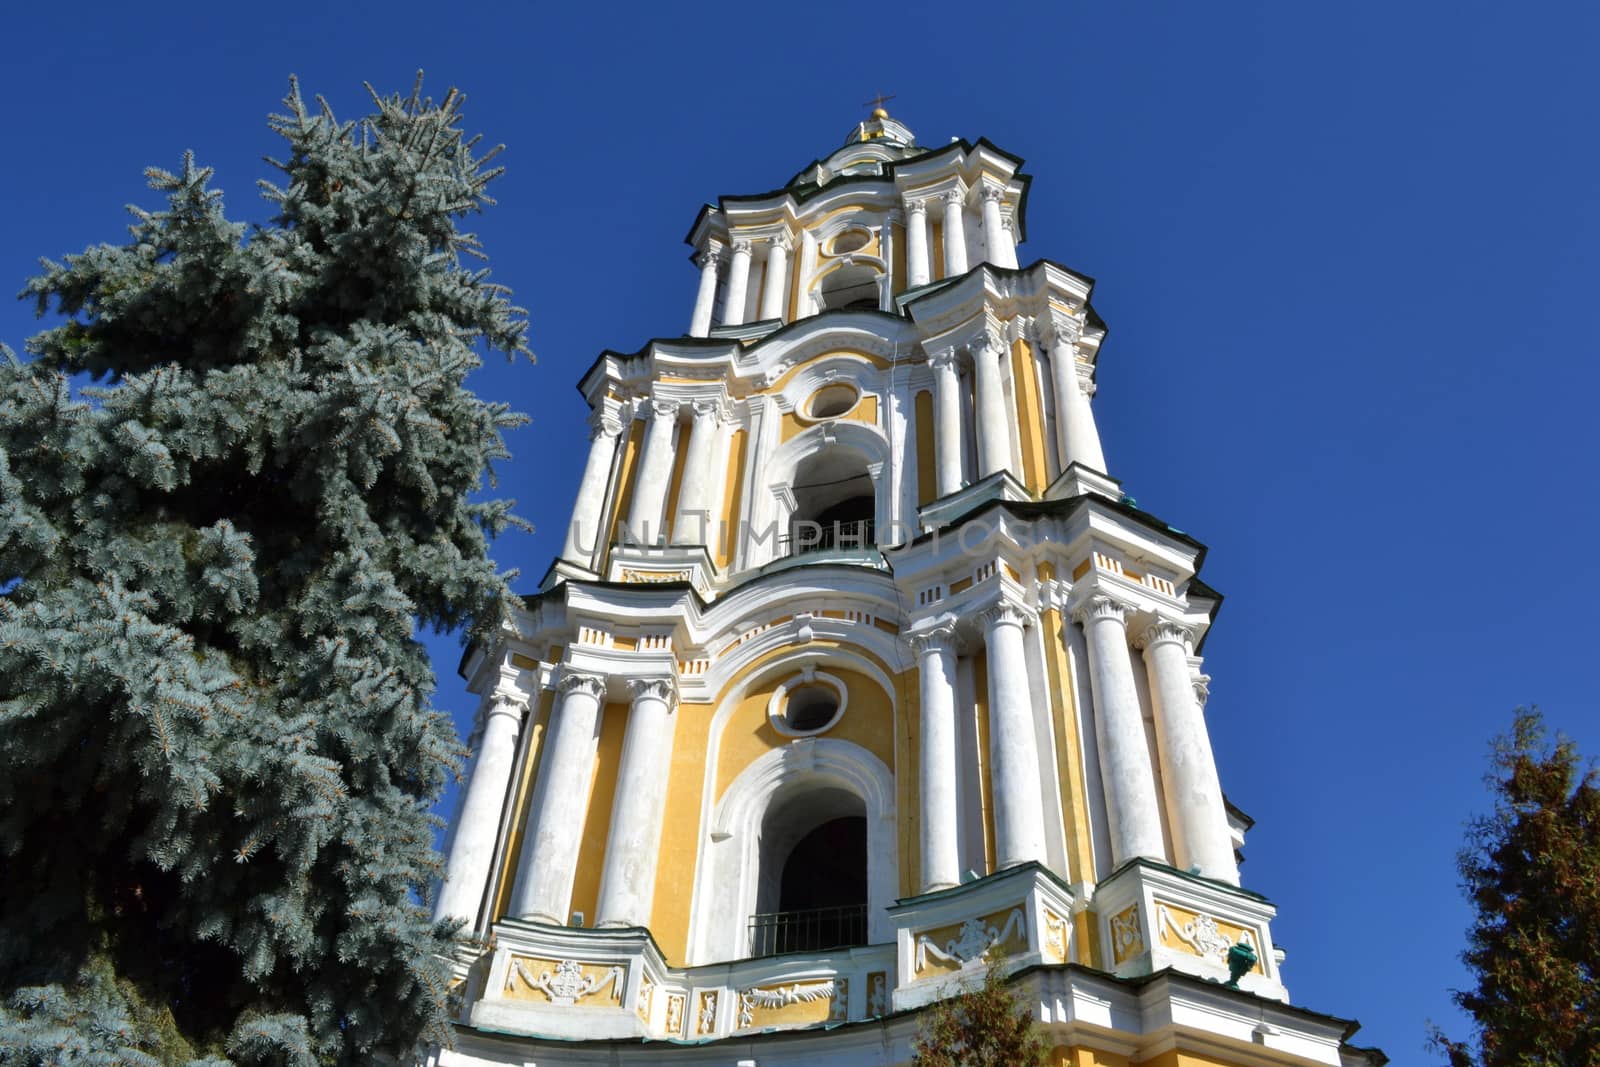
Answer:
[750,787,869,955]
[787,448,875,556]
[816,264,882,312]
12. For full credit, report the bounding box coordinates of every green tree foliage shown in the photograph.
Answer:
[912,960,1048,1067]
[0,76,530,1064]
[1431,709,1599,1067]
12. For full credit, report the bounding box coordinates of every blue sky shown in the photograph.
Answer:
[3,2,1596,1059]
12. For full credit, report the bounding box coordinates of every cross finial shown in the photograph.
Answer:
[862,91,896,115]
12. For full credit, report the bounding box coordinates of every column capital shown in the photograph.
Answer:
[979,599,1034,632]
[902,195,927,217]
[627,676,678,710]
[1134,617,1194,652]
[978,184,1006,204]
[694,245,722,270]
[690,397,725,422]
[942,187,967,208]
[1042,310,1082,350]
[557,669,607,700]
[649,397,681,421]
[767,231,794,254]
[1071,593,1134,627]
[729,238,754,256]
[588,410,625,441]
[908,621,959,657]
[927,346,961,373]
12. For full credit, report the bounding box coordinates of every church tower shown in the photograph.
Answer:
[429,110,1385,1067]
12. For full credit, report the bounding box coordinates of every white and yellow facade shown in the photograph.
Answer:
[427,111,1386,1067]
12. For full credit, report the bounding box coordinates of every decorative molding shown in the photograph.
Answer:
[1156,903,1251,963]
[942,188,966,208]
[1043,909,1070,963]
[914,908,1026,972]
[556,670,606,701]
[1109,905,1144,964]
[1192,672,1212,708]
[1135,618,1193,652]
[902,196,927,217]
[866,971,888,1017]
[665,992,686,1037]
[508,958,624,1006]
[1071,594,1130,628]
[978,185,1006,204]
[696,991,718,1035]
[729,239,753,256]
[735,979,844,1028]
[978,600,1032,633]
[908,622,958,658]
[618,568,693,584]
[628,676,677,709]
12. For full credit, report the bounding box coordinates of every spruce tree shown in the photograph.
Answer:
[1432,709,1599,1066]
[0,77,530,1064]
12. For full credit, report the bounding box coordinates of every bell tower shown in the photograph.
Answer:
[428,109,1384,1067]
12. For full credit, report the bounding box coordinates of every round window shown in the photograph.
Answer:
[828,228,871,255]
[806,383,859,420]
[784,684,838,732]
[766,670,849,737]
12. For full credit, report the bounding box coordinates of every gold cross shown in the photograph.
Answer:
[862,92,896,113]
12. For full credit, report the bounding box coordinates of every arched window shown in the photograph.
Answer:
[750,787,869,955]
[816,264,881,312]
[787,449,875,556]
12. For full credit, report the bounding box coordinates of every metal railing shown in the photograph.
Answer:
[747,903,869,957]
[780,518,876,558]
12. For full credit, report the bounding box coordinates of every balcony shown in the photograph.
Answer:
[748,903,869,957]
[779,518,876,559]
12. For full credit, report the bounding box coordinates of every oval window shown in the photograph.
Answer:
[807,383,859,420]
[766,671,850,737]
[828,228,871,255]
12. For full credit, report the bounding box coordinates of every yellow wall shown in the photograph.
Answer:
[600,418,646,569]
[929,220,945,281]
[717,429,748,569]
[1040,605,1095,890]
[715,662,896,800]
[914,389,936,505]
[568,701,630,927]
[972,650,996,875]
[648,700,714,962]
[1010,338,1050,493]
[660,420,691,534]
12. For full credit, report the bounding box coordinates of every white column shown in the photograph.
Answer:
[434,690,527,926]
[1047,325,1107,474]
[1138,620,1238,883]
[722,240,753,327]
[904,198,930,287]
[758,234,791,323]
[979,186,1007,268]
[510,670,607,924]
[981,601,1048,869]
[561,414,623,566]
[670,400,722,546]
[972,337,1010,478]
[595,678,679,927]
[930,349,965,496]
[1000,216,1020,268]
[912,624,962,891]
[941,189,969,277]
[1072,595,1165,865]
[688,244,721,337]
[625,399,679,545]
